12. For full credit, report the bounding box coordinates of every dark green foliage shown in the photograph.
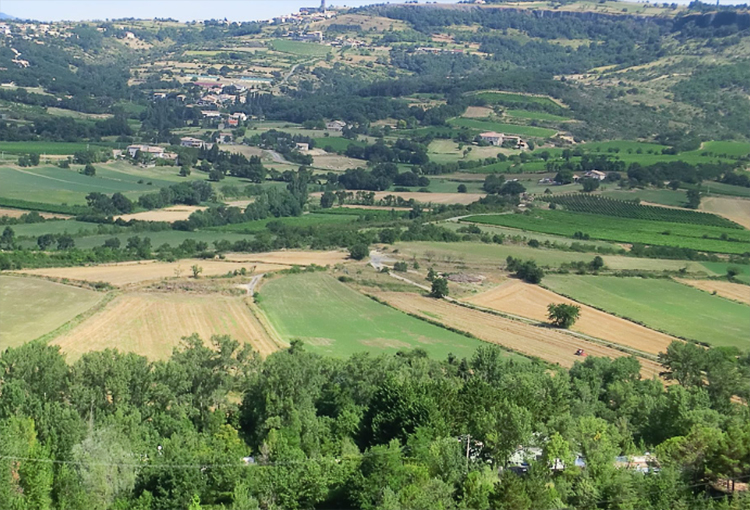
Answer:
[349,243,370,260]
[547,303,581,328]
[430,277,449,298]
[506,256,544,284]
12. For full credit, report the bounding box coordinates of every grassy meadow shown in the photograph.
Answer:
[258,272,488,358]
[449,118,558,138]
[542,275,750,349]
[0,276,105,349]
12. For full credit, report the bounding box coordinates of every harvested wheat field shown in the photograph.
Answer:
[224,250,349,266]
[54,293,279,361]
[115,205,207,223]
[17,259,289,287]
[467,280,678,355]
[676,278,750,306]
[700,196,750,230]
[0,207,71,219]
[462,106,495,118]
[309,191,484,206]
[372,291,662,379]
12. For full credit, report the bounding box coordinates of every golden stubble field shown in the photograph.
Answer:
[53,292,280,361]
[115,205,207,222]
[16,259,291,287]
[467,279,679,355]
[370,290,663,379]
[311,191,485,205]
[676,278,750,306]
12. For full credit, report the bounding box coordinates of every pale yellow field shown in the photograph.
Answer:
[224,250,349,266]
[676,279,750,306]
[463,106,495,118]
[0,207,71,219]
[700,196,750,230]
[372,291,662,378]
[115,205,207,222]
[467,280,678,356]
[312,154,364,171]
[53,292,279,361]
[17,259,290,286]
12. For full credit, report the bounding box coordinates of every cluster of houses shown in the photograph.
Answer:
[538,170,608,186]
[479,131,529,150]
[507,446,659,475]
[125,144,178,162]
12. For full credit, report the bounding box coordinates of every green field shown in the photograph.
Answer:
[698,182,750,199]
[0,141,113,155]
[208,213,358,234]
[0,276,104,349]
[464,210,750,254]
[11,220,107,238]
[449,118,557,138]
[395,240,713,273]
[471,91,563,109]
[700,262,750,284]
[505,109,570,122]
[269,39,331,56]
[259,272,490,358]
[600,189,688,207]
[543,275,750,349]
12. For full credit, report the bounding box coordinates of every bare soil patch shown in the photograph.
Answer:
[373,291,662,379]
[676,278,750,306]
[0,207,71,219]
[17,259,289,287]
[467,280,678,356]
[700,196,750,230]
[115,205,207,223]
[53,293,278,361]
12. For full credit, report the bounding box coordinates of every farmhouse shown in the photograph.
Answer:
[126,144,164,158]
[584,170,607,181]
[479,131,504,146]
[295,142,310,152]
[180,137,208,149]
[326,120,347,131]
[216,132,233,144]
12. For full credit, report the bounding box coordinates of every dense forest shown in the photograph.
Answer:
[1,338,749,510]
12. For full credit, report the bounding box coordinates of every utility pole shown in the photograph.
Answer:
[465,434,471,472]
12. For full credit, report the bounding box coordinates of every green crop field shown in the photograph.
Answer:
[313,137,365,152]
[464,210,750,254]
[449,118,557,138]
[269,39,331,56]
[259,272,490,358]
[600,189,688,207]
[700,262,750,284]
[0,276,104,349]
[698,183,750,199]
[0,141,113,155]
[543,275,750,349]
[56,229,253,250]
[471,91,562,109]
[11,220,108,239]
[699,141,750,157]
[505,109,570,122]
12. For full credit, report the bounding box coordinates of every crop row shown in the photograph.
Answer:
[544,194,738,228]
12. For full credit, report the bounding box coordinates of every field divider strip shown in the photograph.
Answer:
[245,295,289,352]
[32,291,119,346]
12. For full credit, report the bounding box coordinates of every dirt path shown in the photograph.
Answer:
[236,273,265,296]
[371,291,662,379]
[676,278,750,306]
[467,280,679,356]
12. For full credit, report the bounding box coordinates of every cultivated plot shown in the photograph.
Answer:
[54,293,278,361]
[467,279,678,355]
[258,272,489,359]
[0,276,104,349]
[543,275,750,349]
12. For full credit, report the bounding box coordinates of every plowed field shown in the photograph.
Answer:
[54,293,278,361]
[467,280,678,355]
[372,291,663,379]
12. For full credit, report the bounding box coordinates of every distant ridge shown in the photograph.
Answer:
[0,12,17,20]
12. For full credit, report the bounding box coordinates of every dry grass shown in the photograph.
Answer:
[367,191,485,205]
[467,280,678,355]
[676,279,750,306]
[17,260,290,287]
[463,106,495,118]
[700,196,750,230]
[221,145,264,158]
[115,205,207,223]
[0,207,71,219]
[224,250,349,266]
[53,292,279,361]
[372,291,662,379]
[312,154,365,171]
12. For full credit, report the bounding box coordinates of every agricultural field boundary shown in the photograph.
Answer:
[244,297,289,351]
[31,291,118,347]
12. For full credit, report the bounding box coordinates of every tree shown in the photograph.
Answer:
[658,340,705,387]
[37,233,55,250]
[111,192,133,214]
[430,277,449,298]
[547,303,581,328]
[349,243,369,260]
[457,184,467,193]
[581,178,600,192]
[686,188,701,209]
[82,163,96,176]
[0,226,15,249]
[320,191,336,209]
[180,165,192,177]
[57,234,75,250]
[483,174,505,194]
[191,265,203,278]
[726,266,741,281]
[498,181,526,195]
